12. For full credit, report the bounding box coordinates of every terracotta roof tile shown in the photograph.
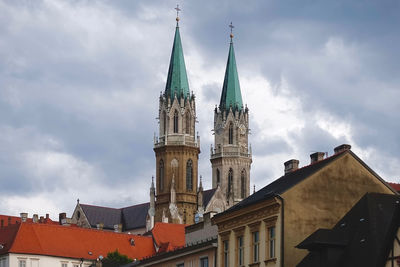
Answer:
[151,222,186,252]
[0,222,155,260]
[387,182,400,192]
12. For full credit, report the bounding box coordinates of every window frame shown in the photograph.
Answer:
[159,159,164,192]
[228,122,233,144]
[199,256,209,267]
[173,110,179,133]
[186,159,193,191]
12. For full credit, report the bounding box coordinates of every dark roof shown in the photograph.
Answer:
[297,193,400,267]
[80,202,149,231]
[203,188,216,207]
[122,202,150,230]
[80,204,122,230]
[215,151,346,218]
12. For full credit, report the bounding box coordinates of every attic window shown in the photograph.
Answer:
[0,244,4,249]
[130,238,135,246]
[88,251,93,255]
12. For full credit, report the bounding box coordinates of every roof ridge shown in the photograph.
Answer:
[80,203,122,210]
[122,202,150,209]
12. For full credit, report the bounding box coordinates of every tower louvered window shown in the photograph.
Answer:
[186,159,193,191]
[174,110,179,133]
[228,168,233,194]
[217,168,221,185]
[185,112,190,134]
[241,169,246,198]
[159,160,164,192]
[228,123,233,144]
[163,111,167,135]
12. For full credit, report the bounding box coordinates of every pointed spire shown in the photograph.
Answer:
[219,22,243,111]
[165,7,190,100]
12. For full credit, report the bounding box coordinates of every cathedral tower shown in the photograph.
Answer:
[153,13,200,224]
[210,26,252,205]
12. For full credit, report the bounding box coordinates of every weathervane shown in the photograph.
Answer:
[175,4,181,25]
[229,22,234,41]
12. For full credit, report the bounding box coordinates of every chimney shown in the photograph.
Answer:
[284,159,299,174]
[334,144,351,154]
[32,214,39,223]
[45,214,49,220]
[97,222,104,230]
[310,152,325,164]
[20,213,28,223]
[39,216,44,223]
[59,212,67,225]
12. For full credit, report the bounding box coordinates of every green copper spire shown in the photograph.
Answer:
[165,21,190,99]
[220,25,243,111]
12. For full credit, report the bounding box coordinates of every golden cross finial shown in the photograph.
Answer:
[229,22,234,40]
[175,4,181,23]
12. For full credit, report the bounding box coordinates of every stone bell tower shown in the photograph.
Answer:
[153,12,200,225]
[210,25,252,205]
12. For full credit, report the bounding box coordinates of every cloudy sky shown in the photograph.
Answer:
[1,0,399,219]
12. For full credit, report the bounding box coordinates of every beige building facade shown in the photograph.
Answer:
[213,145,396,267]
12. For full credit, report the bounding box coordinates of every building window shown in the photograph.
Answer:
[241,169,246,198]
[159,160,164,192]
[253,231,260,263]
[228,122,233,144]
[200,257,209,267]
[61,263,68,267]
[176,263,184,267]
[163,111,167,135]
[216,168,220,185]
[223,240,229,267]
[238,236,244,266]
[173,110,179,133]
[186,159,193,191]
[19,260,26,267]
[185,112,190,134]
[269,226,276,258]
[228,169,233,194]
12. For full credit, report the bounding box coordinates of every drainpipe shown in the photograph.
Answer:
[275,194,284,267]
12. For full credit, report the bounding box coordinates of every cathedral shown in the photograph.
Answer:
[71,13,252,232]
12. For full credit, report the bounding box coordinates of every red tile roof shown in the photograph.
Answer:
[0,222,155,260]
[151,222,186,252]
[0,215,58,227]
[388,182,400,192]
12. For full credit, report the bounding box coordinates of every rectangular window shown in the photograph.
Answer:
[269,226,276,258]
[253,231,260,263]
[176,263,184,267]
[200,257,208,267]
[237,236,244,266]
[61,263,68,267]
[223,240,229,267]
[19,260,26,267]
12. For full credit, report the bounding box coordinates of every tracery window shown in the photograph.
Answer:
[185,112,190,134]
[173,110,179,133]
[186,159,193,191]
[228,168,233,194]
[241,169,246,198]
[159,160,164,191]
[228,123,233,144]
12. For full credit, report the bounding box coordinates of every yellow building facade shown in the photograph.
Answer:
[213,145,396,267]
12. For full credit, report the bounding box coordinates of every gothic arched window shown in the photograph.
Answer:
[173,110,179,133]
[186,159,193,191]
[228,123,233,144]
[228,168,233,194]
[241,169,246,198]
[185,112,190,134]
[216,168,220,185]
[163,111,167,135]
[159,160,164,192]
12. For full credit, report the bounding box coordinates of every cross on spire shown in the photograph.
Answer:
[175,4,181,25]
[229,22,235,41]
